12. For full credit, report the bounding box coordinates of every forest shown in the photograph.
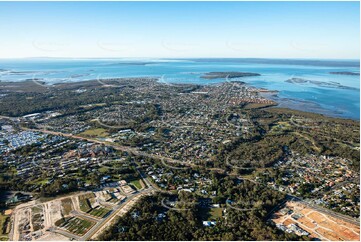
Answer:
[99,175,308,241]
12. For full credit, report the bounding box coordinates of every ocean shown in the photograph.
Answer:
[0,58,359,120]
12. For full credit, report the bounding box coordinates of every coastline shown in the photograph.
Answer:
[0,58,359,120]
[0,77,359,122]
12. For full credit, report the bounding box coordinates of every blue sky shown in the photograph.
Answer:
[0,1,359,59]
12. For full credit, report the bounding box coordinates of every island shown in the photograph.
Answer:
[286,77,358,90]
[201,71,261,79]
[330,71,360,76]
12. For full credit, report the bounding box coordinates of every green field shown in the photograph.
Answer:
[130,179,143,190]
[199,207,223,221]
[55,217,95,236]
[269,121,292,134]
[98,167,109,173]
[88,206,111,218]
[79,128,109,138]
[209,208,223,220]
[78,193,95,213]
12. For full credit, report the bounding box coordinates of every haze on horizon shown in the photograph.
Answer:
[0,1,359,59]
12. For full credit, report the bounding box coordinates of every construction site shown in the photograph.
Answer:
[9,181,149,241]
[271,201,360,241]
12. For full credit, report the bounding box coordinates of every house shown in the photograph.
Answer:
[6,193,32,205]
[202,221,216,227]
[101,175,111,182]
[157,213,167,221]
[288,224,309,236]
[131,211,140,219]
[179,188,192,193]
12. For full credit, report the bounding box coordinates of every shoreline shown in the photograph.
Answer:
[0,78,359,121]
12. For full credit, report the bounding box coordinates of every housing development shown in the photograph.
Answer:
[0,76,359,241]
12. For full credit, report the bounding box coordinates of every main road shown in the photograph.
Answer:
[3,115,358,237]
[23,126,361,225]
[242,176,360,226]
[22,126,197,168]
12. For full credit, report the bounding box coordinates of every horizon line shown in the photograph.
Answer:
[0,57,360,61]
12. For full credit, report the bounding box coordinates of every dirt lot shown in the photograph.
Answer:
[11,188,128,241]
[36,232,70,241]
[272,201,360,241]
[11,192,97,241]
[121,185,136,195]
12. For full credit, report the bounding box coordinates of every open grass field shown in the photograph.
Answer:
[79,128,109,138]
[269,121,292,135]
[98,166,109,173]
[88,206,111,218]
[129,179,143,190]
[78,193,95,213]
[209,207,223,220]
[199,207,223,221]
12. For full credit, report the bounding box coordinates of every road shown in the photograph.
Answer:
[49,227,81,241]
[242,175,360,226]
[9,191,93,241]
[22,127,195,166]
[49,188,153,241]
[81,188,153,241]
[70,211,99,223]
[1,114,216,172]
[4,117,168,241]
[296,197,359,226]
[26,125,360,226]
[3,114,359,239]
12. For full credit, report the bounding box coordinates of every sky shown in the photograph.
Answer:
[0,1,359,59]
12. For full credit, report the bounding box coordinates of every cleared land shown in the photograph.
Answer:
[121,185,136,195]
[61,198,74,216]
[10,187,140,241]
[271,201,360,241]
